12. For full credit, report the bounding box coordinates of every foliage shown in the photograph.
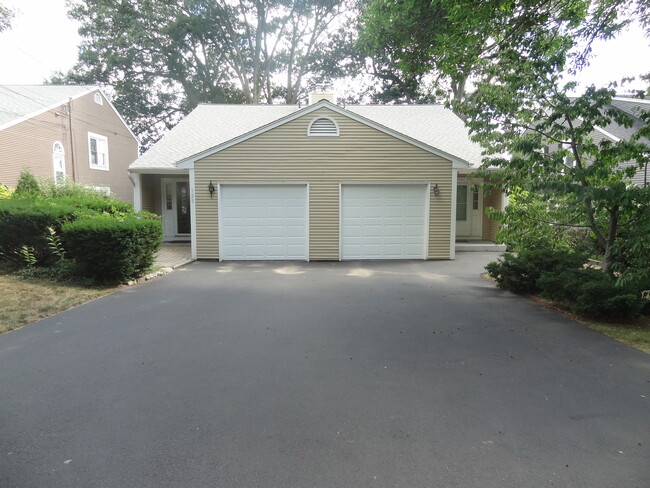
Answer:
[573,279,643,320]
[0,199,86,265]
[59,0,356,146]
[538,267,606,303]
[0,184,13,199]
[0,2,14,32]
[488,187,593,253]
[485,248,587,295]
[61,213,162,283]
[14,169,42,196]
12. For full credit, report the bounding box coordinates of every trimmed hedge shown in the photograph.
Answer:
[487,249,645,320]
[485,248,587,295]
[62,213,162,283]
[0,199,88,264]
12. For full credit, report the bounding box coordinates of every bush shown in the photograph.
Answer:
[0,184,13,199]
[573,278,643,320]
[0,199,88,265]
[538,267,606,303]
[14,169,41,196]
[485,248,587,294]
[62,213,162,283]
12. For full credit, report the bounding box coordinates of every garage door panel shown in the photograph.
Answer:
[220,185,307,260]
[341,184,427,260]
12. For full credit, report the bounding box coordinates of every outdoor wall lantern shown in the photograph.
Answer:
[208,181,215,198]
[432,184,440,196]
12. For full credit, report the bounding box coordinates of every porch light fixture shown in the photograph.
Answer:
[208,180,215,198]
[433,184,440,196]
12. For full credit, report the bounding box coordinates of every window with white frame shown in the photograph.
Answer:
[88,132,109,170]
[52,141,66,184]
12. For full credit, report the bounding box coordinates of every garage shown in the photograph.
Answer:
[219,184,308,260]
[340,184,428,260]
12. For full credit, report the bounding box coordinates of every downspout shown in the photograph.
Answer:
[68,98,77,183]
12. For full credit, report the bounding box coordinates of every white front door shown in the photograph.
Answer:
[219,184,308,260]
[456,179,483,238]
[340,184,428,260]
[161,179,191,241]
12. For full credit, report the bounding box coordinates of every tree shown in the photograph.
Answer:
[0,2,15,32]
[464,73,649,275]
[59,0,356,146]
[357,0,649,105]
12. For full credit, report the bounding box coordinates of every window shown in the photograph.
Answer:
[94,92,103,105]
[456,185,467,220]
[308,116,339,136]
[52,141,65,184]
[88,132,109,170]
[472,186,479,210]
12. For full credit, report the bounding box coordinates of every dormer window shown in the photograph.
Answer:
[308,116,339,137]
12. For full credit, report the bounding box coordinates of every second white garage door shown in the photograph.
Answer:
[220,184,308,260]
[341,184,428,260]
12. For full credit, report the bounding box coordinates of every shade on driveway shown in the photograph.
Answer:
[0,254,648,487]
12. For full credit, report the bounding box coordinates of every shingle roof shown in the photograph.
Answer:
[0,85,99,128]
[130,102,485,171]
[131,105,300,170]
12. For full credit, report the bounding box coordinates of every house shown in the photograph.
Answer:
[598,96,650,188]
[0,85,139,203]
[129,92,503,261]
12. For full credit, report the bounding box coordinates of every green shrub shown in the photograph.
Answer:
[62,213,162,283]
[538,267,606,303]
[573,278,643,320]
[0,199,88,265]
[0,184,13,199]
[485,248,587,294]
[53,195,132,215]
[14,169,41,196]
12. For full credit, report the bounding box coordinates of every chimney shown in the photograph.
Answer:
[308,83,335,105]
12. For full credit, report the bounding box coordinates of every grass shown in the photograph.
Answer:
[528,295,650,354]
[482,273,650,354]
[580,316,650,354]
[0,273,117,334]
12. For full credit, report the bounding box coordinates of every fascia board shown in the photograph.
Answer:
[128,167,189,174]
[177,100,471,169]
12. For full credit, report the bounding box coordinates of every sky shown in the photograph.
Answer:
[0,0,649,93]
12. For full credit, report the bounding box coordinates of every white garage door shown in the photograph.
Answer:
[220,184,308,260]
[341,184,427,259]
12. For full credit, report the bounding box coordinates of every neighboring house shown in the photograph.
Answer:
[129,92,503,261]
[598,97,650,188]
[0,85,139,203]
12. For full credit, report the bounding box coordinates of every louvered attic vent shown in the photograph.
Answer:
[308,117,339,137]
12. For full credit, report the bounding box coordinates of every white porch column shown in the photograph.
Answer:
[450,169,458,260]
[189,168,197,260]
[131,172,142,211]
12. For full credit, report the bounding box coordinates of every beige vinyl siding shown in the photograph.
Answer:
[0,108,69,188]
[482,189,503,241]
[71,92,138,203]
[194,107,453,260]
[0,91,138,203]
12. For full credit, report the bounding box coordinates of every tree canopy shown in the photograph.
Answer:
[0,2,14,32]
[59,0,355,146]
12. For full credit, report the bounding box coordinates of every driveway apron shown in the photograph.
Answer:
[0,254,648,487]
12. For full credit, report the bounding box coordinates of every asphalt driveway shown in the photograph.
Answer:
[0,254,648,487]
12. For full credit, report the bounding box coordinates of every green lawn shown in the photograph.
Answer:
[0,273,117,334]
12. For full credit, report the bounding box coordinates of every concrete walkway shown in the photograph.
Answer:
[153,242,193,269]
